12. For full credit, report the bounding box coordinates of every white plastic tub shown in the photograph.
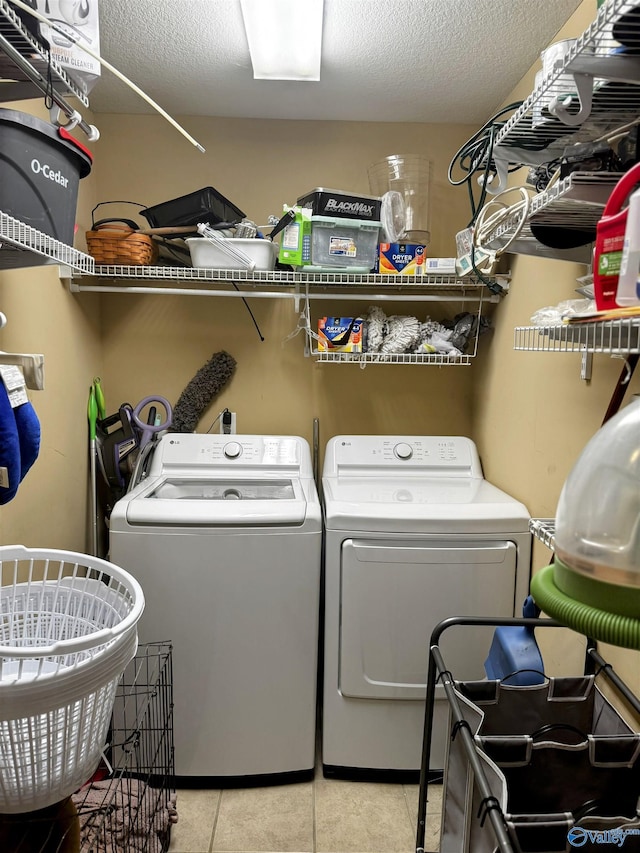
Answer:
[186,237,278,271]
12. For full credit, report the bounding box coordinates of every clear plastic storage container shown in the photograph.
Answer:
[308,215,381,271]
[554,397,640,599]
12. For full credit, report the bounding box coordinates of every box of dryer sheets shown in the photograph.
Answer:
[377,243,427,275]
[317,317,363,352]
[279,205,312,266]
[297,188,382,223]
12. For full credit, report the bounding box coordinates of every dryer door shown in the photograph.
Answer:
[339,538,517,700]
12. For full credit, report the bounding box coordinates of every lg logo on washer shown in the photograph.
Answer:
[31,159,70,188]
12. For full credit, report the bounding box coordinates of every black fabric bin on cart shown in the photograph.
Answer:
[440,675,640,853]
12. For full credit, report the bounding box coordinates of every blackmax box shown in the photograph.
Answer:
[297,188,382,223]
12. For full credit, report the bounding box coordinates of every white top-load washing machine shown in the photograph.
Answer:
[321,435,531,781]
[110,434,322,783]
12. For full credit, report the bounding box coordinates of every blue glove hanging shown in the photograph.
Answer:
[0,379,21,504]
[14,400,40,482]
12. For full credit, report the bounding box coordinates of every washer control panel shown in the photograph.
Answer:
[148,434,314,478]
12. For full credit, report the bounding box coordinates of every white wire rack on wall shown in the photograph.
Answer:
[74,266,500,298]
[0,211,94,273]
[482,173,621,264]
[514,319,640,353]
[302,281,487,366]
[0,0,89,105]
[486,0,640,189]
[312,350,475,366]
[529,518,556,550]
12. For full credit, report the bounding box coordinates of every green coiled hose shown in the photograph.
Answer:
[531,563,640,650]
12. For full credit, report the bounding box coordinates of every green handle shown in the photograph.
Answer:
[88,385,97,441]
[93,376,106,420]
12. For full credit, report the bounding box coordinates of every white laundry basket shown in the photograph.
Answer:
[0,545,144,813]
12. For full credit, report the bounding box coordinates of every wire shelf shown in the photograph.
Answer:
[493,0,640,159]
[89,265,489,288]
[481,173,621,263]
[529,518,556,549]
[0,1,89,105]
[528,172,621,225]
[311,350,474,365]
[514,319,640,353]
[67,266,503,303]
[0,211,94,273]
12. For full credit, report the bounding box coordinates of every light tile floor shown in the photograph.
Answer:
[167,772,442,853]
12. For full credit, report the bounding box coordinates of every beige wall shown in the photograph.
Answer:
[92,115,480,454]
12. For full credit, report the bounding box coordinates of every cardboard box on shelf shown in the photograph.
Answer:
[317,317,364,352]
[377,243,426,275]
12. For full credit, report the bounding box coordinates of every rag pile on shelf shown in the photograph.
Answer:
[365,306,489,356]
[72,778,178,853]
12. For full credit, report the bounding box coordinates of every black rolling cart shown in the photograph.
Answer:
[415,617,640,853]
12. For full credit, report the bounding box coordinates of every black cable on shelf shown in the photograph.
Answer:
[448,102,524,228]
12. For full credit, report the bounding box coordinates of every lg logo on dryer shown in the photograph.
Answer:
[31,159,70,188]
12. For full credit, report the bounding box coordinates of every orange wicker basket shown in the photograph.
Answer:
[85,222,158,266]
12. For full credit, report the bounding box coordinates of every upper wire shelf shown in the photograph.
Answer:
[528,172,620,226]
[67,266,504,303]
[514,318,640,353]
[88,265,488,289]
[490,0,640,166]
[0,0,88,105]
[483,172,621,263]
[0,210,94,273]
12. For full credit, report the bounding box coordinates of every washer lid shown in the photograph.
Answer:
[150,478,296,501]
[123,476,308,525]
[322,477,531,534]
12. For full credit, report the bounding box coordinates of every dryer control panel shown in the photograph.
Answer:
[324,435,484,478]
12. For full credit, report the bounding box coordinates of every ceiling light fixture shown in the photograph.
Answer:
[240,0,324,82]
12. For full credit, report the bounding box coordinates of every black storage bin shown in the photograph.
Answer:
[0,108,92,244]
[140,187,245,229]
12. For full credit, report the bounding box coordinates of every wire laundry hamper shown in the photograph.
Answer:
[0,545,144,814]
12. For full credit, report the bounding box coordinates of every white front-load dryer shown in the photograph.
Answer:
[110,434,322,783]
[321,435,531,781]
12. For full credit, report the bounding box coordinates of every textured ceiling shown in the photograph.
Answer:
[88,0,584,124]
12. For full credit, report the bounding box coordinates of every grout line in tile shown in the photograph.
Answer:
[402,786,415,833]
[208,789,222,853]
[312,771,317,853]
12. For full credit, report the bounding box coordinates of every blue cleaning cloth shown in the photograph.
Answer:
[0,380,21,504]
[14,400,40,482]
